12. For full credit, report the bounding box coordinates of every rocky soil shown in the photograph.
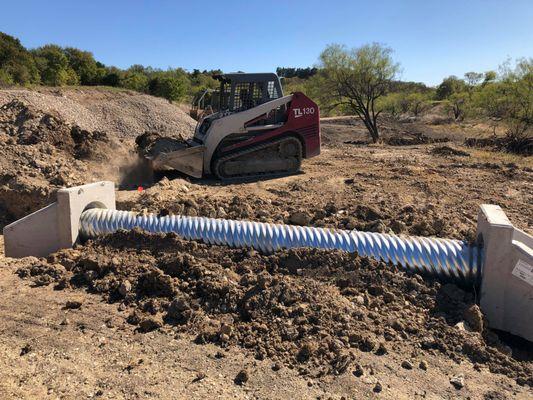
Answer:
[14,229,532,388]
[0,87,195,223]
[0,87,196,141]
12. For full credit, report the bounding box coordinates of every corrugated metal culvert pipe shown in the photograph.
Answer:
[80,208,482,284]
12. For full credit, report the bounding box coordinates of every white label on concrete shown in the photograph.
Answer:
[512,259,533,286]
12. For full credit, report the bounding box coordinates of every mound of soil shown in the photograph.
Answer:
[465,135,533,156]
[18,229,532,386]
[0,88,197,225]
[0,87,196,142]
[0,100,111,221]
[430,145,470,157]
[0,99,109,158]
[385,132,449,146]
[121,180,475,242]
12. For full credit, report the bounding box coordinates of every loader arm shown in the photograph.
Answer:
[202,94,294,174]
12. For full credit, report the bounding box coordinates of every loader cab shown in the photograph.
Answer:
[213,73,284,112]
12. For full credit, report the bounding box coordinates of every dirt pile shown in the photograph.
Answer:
[0,87,196,142]
[465,134,533,156]
[0,88,197,224]
[385,131,449,146]
[430,145,470,157]
[0,100,110,159]
[16,229,532,386]
[0,100,112,221]
[120,179,476,241]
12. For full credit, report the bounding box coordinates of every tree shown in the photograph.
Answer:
[436,76,466,100]
[482,71,497,86]
[64,47,99,85]
[189,71,218,94]
[318,43,400,142]
[497,59,532,149]
[388,80,431,93]
[148,70,189,101]
[276,67,318,79]
[474,59,532,154]
[120,71,149,92]
[464,72,483,87]
[32,45,79,86]
[128,64,147,74]
[101,66,122,86]
[0,32,40,84]
[463,71,484,101]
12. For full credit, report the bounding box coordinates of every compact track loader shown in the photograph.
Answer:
[140,72,321,180]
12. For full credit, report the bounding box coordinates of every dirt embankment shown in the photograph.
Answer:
[0,88,195,225]
[0,99,109,220]
[0,87,196,141]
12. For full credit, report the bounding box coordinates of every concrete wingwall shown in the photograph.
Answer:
[3,181,115,258]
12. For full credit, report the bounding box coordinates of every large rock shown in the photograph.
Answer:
[463,304,484,332]
[289,211,311,226]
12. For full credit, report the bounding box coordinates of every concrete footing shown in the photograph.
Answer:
[2,181,115,258]
[477,204,533,342]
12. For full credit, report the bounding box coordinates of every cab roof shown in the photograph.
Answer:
[213,72,280,83]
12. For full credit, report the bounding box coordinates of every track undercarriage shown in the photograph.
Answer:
[213,136,302,180]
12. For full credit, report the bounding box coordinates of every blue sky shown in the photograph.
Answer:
[1,0,532,85]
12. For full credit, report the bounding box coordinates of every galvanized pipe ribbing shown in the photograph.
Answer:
[79,208,482,283]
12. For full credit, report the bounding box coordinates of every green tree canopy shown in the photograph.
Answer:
[0,32,40,85]
[64,47,99,85]
[464,72,484,87]
[32,45,79,86]
[121,71,149,92]
[148,69,190,101]
[482,71,497,86]
[436,76,467,100]
[318,42,400,142]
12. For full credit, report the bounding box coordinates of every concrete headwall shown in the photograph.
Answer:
[478,204,533,342]
[3,181,115,258]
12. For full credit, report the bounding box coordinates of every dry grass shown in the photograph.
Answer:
[467,147,533,167]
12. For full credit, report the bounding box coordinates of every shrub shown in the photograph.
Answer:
[148,71,189,102]
[120,72,149,92]
[0,68,14,85]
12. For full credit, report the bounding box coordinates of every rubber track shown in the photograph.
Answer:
[213,136,302,181]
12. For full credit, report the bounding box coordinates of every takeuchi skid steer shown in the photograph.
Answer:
[141,73,321,180]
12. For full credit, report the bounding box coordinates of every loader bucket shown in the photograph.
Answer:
[151,145,205,178]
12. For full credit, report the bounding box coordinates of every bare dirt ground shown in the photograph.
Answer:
[0,89,532,399]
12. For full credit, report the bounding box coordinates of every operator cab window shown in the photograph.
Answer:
[267,81,280,100]
[234,82,266,111]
